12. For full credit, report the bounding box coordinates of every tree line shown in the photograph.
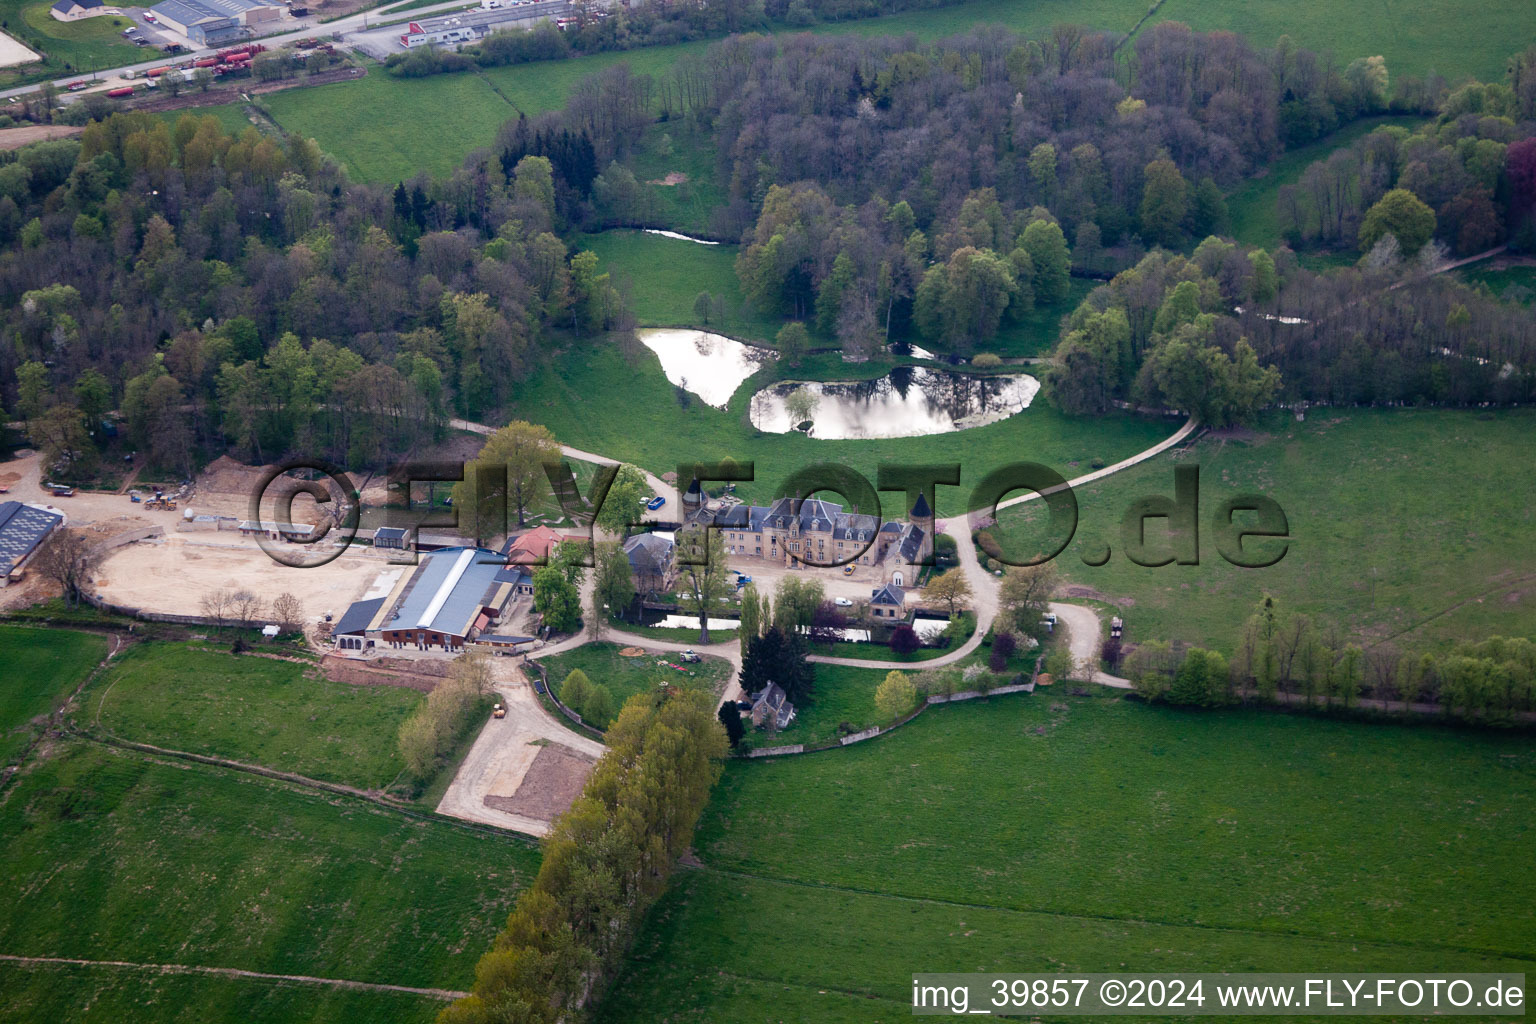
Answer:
[439,688,727,1024]
[383,0,978,78]
[1045,230,1536,422]
[0,111,624,480]
[1123,595,1536,725]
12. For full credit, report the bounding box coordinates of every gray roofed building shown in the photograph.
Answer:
[149,0,283,44]
[333,596,386,638]
[0,501,64,584]
[366,546,519,649]
[749,682,795,730]
[870,583,905,618]
[623,532,676,594]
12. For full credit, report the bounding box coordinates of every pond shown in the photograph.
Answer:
[748,366,1041,439]
[639,328,777,409]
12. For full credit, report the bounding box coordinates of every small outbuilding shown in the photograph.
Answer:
[869,583,905,620]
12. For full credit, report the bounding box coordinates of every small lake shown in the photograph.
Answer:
[639,328,777,409]
[748,366,1041,439]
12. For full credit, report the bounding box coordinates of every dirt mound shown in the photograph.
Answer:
[618,646,647,657]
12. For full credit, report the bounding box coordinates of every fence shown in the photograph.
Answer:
[523,658,606,742]
[742,678,1037,759]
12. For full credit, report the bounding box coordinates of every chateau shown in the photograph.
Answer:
[693,485,935,585]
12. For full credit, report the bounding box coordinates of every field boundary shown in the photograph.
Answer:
[0,954,467,1000]
[695,866,1536,962]
[743,679,1036,759]
[71,730,540,846]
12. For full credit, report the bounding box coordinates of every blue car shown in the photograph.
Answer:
[646,495,666,510]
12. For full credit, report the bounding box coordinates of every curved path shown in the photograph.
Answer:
[462,414,1196,692]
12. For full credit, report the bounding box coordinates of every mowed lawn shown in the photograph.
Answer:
[538,641,733,709]
[0,625,106,767]
[0,741,537,1011]
[596,693,1536,1021]
[511,338,1174,510]
[988,407,1536,652]
[87,643,423,789]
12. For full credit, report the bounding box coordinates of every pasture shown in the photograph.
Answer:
[987,407,1536,652]
[0,740,539,1020]
[597,691,1536,1020]
[250,0,1531,188]
[1224,115,1426,251]
[511,336,1173,509]
[86,642,424,789]
[0,624,105,767]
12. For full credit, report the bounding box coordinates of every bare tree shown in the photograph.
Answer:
[32,530,100,607]
[229,589,266,626]
[200,589,233,629]
[272,592,304,634]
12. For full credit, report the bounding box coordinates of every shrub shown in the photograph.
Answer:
[972,352,1002,368]
[889,624,920,655]
[874,670,918,720]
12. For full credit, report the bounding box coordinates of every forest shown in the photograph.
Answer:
[3,24,1536,488]
[0,111,624,479]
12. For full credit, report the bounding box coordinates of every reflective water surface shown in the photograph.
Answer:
[639,328,777,408]
[748,366,1040,439]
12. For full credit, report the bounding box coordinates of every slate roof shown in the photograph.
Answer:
[624,532,674,575]
[909,491,931,518]
[333,596,385,637]
[0,501,63,577]
[373,526,407,542]
[53,0,104,12]
[871,583,905,606]
[896,523,926,563]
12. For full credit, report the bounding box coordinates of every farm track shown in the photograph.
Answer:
[0,954,468,1000]
[693,866,1536,963]
[69,728,539,845]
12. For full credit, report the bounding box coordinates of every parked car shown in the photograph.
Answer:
[842,564,855,575]
[646,495,666,510]
[492,702,506,719]
[834,597,853,607]
[66,80,88,91]
[679,650,701,663]
[143,11,156,20]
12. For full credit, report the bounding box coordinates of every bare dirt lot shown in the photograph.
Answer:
[482,742,595,821]
[437,660,604,837]
[93,535,386,621]
[0,124,82,150]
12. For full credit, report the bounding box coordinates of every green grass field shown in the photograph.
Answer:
[597,691,1536,1021]
[86,643,424,789]
[988,407,1536,652]
[538,641,732,710]
[0,741,538,1014]
[0,625,106,767]
[1225,115,1426,251]
[577,230,783,342]
[0,961,447,1024]
[0,2,143,82]
[1149,0,1536,83]
[1460,263,1536,304]
[512,336,1174,510]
